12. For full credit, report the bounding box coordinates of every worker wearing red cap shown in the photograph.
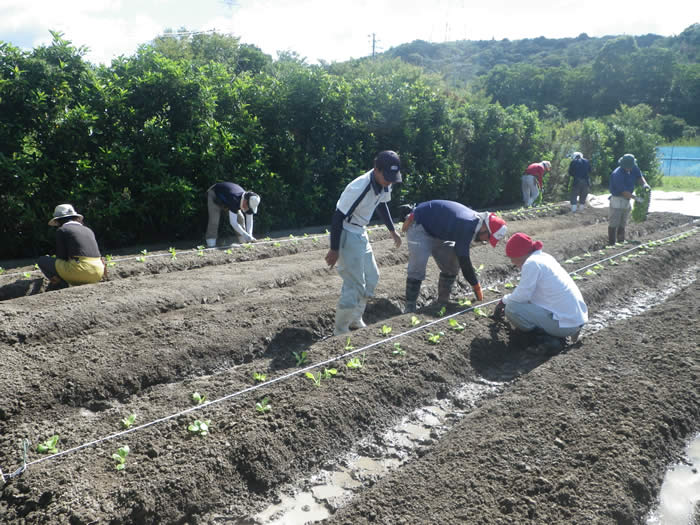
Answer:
[400,200,507,312]
[522,160,551,207]
[493,233,587,351]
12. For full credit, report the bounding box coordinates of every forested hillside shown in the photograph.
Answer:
[1,26,697,259]
[386,23,700,125]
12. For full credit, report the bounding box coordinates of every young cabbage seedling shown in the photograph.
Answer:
[584,269,597,276]
[225,248,233,255]
[321,368,337,379]
[0,267,4,275]
[487,286,499,294]
[36,435,59,454]
[380,324,392,336]
[448,318,465,331]
[256,397,272,414]
[293,351,309,366]
[438,306,447,317]
[572,274,583,280]
[253,372,267,383]
[344,337,354,351]
[305,371,322,386]
[192,392,207,405]
[410,315,421,327]
[169,247,177,260]
[473,307,488,317]
[475,263,484,275]
[23,272,31,278]
[504,282,514,289]
[196,245,205,256]
[392,343,406,356]
[112,445,129,471]
[121,414,136,429]
[457,298,472,307]
[188,419,210,436]
[346,354,365,369]
[273,242,281,247]
[427,332,444,344]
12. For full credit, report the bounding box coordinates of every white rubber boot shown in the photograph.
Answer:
[571,204,577,213]
[206,238,217,248]
[333,308,355,336]
[350,300,367,330]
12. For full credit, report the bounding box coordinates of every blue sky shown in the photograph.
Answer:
[1,0,698,65]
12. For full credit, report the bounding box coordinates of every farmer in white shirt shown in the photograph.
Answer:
[325,151,403,336]
[493,233,587,351]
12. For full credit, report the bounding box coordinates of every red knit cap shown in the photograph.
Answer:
[505,233,543,258]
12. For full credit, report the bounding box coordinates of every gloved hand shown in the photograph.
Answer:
[472,283,483,301]
[492,300,505,320]
[643,183,651,191]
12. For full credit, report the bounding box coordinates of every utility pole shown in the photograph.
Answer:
[369,33,378,57]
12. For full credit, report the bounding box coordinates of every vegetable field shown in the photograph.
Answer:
[0,205,698,524]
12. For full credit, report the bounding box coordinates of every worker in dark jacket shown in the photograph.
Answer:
[608,154,650,245]
[205,182,260,247]
[401,200,507,312]
[568,152,592,212]
[38,204,105,288]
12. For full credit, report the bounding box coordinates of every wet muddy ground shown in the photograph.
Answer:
[0,204,698,524]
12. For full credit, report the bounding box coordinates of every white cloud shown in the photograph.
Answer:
[1,0,698,65]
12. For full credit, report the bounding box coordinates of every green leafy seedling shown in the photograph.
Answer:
[584,269,597,276]
[136,256,145,263]
[196,245,205,256]
[448,318,465,331]
[609,259,619,266]
[23,272,31,278]
[572,274,583,280]
[321,368,337,379]
[36,435,59,454]
[105,254,116,267]
[344,337,354,351]
[188,419,210,436]
[427,332,444,344]
[225,248,233,255]
[380,324,392,336]
[121,414,136,429]
[169,247,177,260]
[458,298,472,307]
[253,372,267,382]
[487,286,499,294]
[112,445,129,471]
[264,236,272,241]
[256,397,272,414]
[305,371,322,386]
[504,282,514,289]
[438,306,447,317]
[0,267,4,275]
[140,249,148,256]
[475,264,484,275]
[347,354,365,369]
[392,343,406,356]
[293,351,309,366]
[410,315,421,326]
[34,263,39,270]
[473,307,487,317]
[593,264,604,271]
[192,392,207,405]
[273,242,281,247]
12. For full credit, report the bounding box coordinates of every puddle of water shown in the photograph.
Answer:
[584,266,697,336]
[246,378,503,524]
[646,433,700,525]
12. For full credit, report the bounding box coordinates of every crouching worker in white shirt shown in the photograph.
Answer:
[493,233,587,353]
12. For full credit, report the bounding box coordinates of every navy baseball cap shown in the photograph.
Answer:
[375,150,402,183]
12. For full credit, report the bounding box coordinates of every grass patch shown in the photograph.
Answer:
[657,176,700,192]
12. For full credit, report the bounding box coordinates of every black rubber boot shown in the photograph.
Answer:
[405,278,422,313]
[437,273,457,303]
[617,227,625,243]
[608,227,617,246]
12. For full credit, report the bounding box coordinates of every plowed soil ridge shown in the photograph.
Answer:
[0,207,698,524]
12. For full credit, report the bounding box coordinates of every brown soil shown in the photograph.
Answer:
[0,204,698,524]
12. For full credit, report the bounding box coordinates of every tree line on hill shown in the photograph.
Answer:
[0,28,697,259]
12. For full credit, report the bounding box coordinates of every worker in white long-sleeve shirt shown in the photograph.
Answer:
[325,151,403,336]
[205,182,260,247]
[493,232,588,352]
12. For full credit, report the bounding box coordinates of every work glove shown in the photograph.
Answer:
[643,183,651,191]
[472,283,483,301]
[492,300,506,320]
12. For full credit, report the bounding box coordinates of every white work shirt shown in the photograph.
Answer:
[336,170,392,234]
[503,250,588,328]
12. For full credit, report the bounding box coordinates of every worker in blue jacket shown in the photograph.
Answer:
[608,154,650,245]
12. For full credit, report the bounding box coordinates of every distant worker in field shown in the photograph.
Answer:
[522,160,551,207]
[607,154,650,245]
[38,204,105,289]
[568,152,592,212]
[325,150,403,336]
[205,182,260,248]
[493,233,587,353]
[400,200,507,313]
